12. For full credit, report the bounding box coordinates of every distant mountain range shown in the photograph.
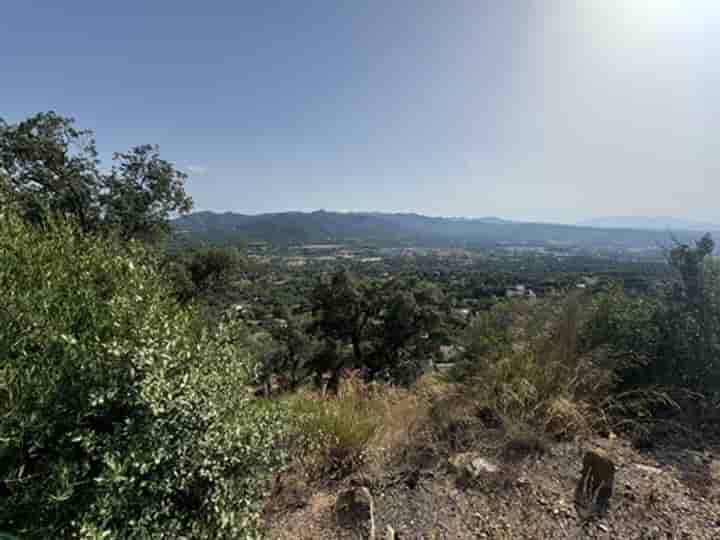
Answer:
[578,217,720,232]
[172,210,709,252]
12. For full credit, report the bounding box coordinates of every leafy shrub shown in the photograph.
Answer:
[580,272,720,428]
[580,287,661,388]
[606,236,720,393]
[0,213,286,539]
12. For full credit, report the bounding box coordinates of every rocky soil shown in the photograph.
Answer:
[264,435,720,539]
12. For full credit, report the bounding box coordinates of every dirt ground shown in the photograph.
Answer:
[264,433,720,540]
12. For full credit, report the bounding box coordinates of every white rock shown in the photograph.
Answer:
[469,457,499,476]
[635,464,663,475]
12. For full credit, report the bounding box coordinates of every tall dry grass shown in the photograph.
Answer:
[283,371,430,481]
[446,295,617,446]
[278,293,681,486]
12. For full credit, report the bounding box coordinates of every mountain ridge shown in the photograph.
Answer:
[172,210,707,251]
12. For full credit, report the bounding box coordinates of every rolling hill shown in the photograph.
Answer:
[172,210,707,251]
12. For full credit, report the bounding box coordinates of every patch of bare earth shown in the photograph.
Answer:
[264,436,720,539]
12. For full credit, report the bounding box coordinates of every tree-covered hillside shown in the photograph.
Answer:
[173,210,705,250]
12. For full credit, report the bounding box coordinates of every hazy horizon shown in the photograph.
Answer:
[3,1,717,223]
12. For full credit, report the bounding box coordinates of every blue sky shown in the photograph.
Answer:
[2,1,718,222]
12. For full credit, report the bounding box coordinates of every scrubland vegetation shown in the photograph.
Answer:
[2,112,720,538]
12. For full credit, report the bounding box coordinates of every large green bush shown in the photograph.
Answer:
[0,213,286,539]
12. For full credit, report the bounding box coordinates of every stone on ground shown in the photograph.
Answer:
[335,486,375,536]
[578,448,615,507]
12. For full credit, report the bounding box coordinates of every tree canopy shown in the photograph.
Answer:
[308,269,449,385]
[0,111,192,241]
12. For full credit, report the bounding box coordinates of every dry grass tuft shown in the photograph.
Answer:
[502,425,550,461]
[284,373,380,480]
[284,371,433,482]
[545,397,591,440]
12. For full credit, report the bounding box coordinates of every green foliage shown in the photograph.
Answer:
[449,302,515,380]
[580,287,661,388]
[262,310,318,390]
[0,112,192,241]
[0,112,102,230]
[0,212,286,539]
[165,246,244,307]
[101,144,193,242]
[310,269,378,368]
[369,281,449,383]
[701,257,720,380]
[308,269,449,385]
[580,236,720,394]
[661,235,720,390]
[0,171,16,216]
